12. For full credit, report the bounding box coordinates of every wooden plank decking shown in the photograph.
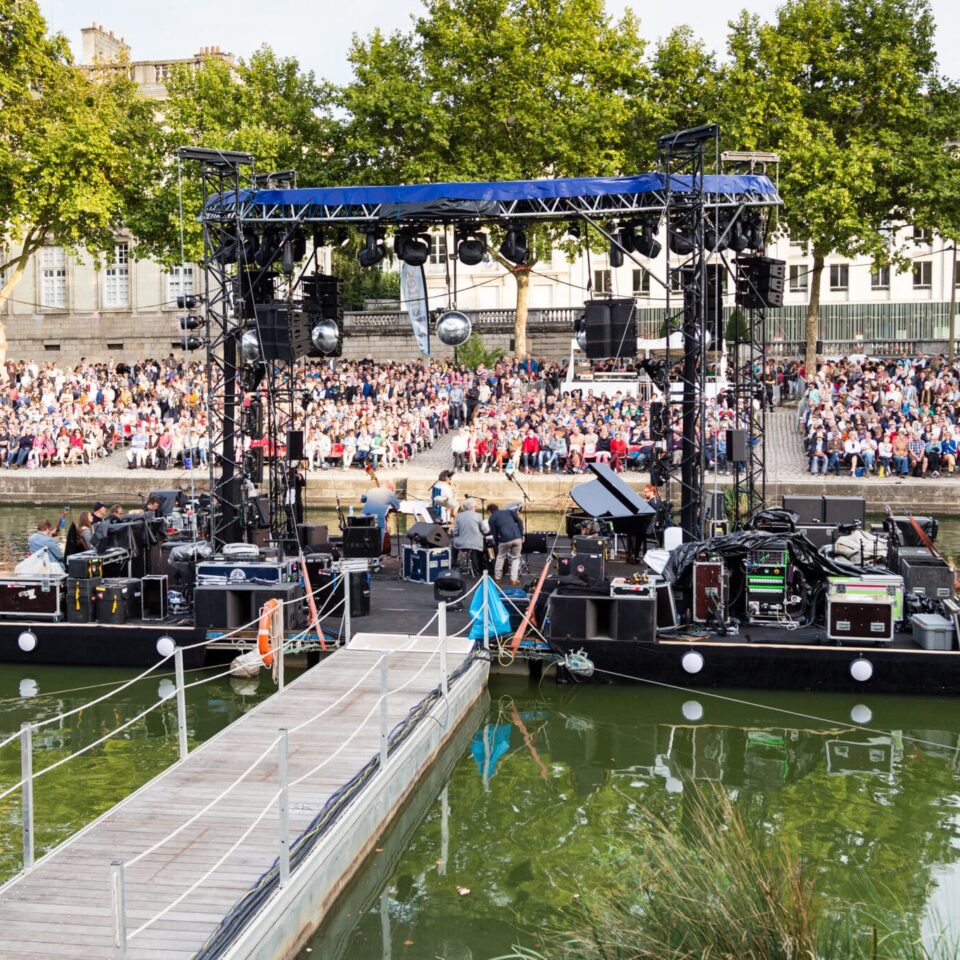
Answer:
[0,634,483,960]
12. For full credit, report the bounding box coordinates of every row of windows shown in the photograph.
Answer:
[787,261,950,293]
[32,244,194,310]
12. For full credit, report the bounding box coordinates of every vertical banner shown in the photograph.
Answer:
[401,261,430,356]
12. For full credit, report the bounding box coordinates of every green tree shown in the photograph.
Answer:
[339,0,647,355]
[0,0,150,347]
[723,0,952,376]
[127,47,338,265]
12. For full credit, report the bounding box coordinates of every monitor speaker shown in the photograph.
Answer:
[406,522,450,548]
[726,428,748,462]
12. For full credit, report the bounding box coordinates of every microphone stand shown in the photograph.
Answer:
[507,471,533,536]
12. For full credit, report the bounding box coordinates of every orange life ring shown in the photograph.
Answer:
[257,598,280,667]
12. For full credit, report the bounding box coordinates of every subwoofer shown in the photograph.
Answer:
[406,522,450,548]
[726,428,748,463]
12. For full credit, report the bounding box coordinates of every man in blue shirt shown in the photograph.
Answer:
[360,481,400,551]
[27,519,64,566]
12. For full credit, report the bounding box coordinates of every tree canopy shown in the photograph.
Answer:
[0,0,149,331]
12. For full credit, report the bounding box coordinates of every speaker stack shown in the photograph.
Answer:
[253,303,312,361]
[583,298,637,360]
[735,257,786,309]
[682,264,724,342]
[303,273,344,358]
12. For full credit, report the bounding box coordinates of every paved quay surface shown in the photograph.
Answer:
[0,413,958,514]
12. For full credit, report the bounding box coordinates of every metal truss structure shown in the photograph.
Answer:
[184,142,782,548]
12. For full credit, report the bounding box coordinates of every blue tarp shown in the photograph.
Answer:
[242,173,777,209]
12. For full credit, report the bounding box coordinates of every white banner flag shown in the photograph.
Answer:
[400,261,430,356]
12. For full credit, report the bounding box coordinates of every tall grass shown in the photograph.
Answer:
[492,783,959,960]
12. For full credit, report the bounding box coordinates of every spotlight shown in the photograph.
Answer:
[436,310,472,347]
[609,225,624,269]
[705,217,728,253]
[394,229,430,266]
[358,230,386,268]
[336,228,350,247]
[176,294,198,310]
[179,315,203,331]
[456,227,487,266]
[255,230,280,268]
[565,222,582,241]
[635,218,662,259]
[575,326,587,351]
[240,331,261,362]
[499,227,528,265]
[727,218,750,253]
[746,215,765,251]
[668,212,695,255]
[619,224,636,253]
[180,335,204,351]
[310,319,341,355]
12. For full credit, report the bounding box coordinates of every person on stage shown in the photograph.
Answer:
[431,470,460,523]
[361,480,400,551]
[451,498,489,577]
[28,519,64,567]
[486,502,524,585]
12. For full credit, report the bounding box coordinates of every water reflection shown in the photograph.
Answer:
[313,681,960,960]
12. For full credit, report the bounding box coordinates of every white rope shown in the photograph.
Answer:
[125,734,281,868]
[127,786,282,940]
[0,697,170,802]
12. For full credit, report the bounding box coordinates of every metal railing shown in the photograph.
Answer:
[0,582,350,880]
[109,578,490,959]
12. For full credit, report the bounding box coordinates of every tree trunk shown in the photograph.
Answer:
[804,254,824,377]
[0,235,38,369]
[513,266,530,357]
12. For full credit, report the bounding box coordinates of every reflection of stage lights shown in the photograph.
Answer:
[240,331,260,362]
[682,700,703,721]
[310,319,340,354]
[19,678,38,698]
[665,776,683,794]
[850,703,872,725]
[436,310,472,347]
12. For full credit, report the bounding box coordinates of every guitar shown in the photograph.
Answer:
[364,463,392,555]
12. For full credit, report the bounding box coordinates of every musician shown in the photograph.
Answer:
[431,470,460,523]
[451,499,489,577]
[361,480,400,550]
[486,502,524,585]
[28,518,64,566]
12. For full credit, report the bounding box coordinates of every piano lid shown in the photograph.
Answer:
[571,463,656,520]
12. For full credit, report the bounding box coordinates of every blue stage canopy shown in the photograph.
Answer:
[206,172,781,223]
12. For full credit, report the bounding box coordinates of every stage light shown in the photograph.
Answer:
[358,230,386,268]
[668,212,695,255]
[394,229,430,266]
[336,228,350,247]
[565,222,582,241]
[619,223,636,253]
[255,230,280,268]
[456,227,487,266]
[635,218,662,259]
[727,219,750,253]
[609,224,624,268]
[575,326,587,351]
[311,319,341,355]
[176,294,198,310]
[240,331,261,362]
[180,336,204,351]
[436,310,472,346]
[179,315,203,331]
[499,227,528,265]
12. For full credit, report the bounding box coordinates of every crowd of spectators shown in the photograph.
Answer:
[798,354,960,478]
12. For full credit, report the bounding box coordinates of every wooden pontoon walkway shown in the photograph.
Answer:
[0,633,487,960]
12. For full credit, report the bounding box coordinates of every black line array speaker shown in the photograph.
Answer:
[706,490,727,521]
[286,429,304,463]
[726,428,748,463]
[235,270,277,320]
[406,522,450,548]
[302,273,344,319]
[735,256,786,310]
[682,264,724,342]
[253,303,312,361]
[583,298,637,360]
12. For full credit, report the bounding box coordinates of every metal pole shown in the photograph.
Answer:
[379,655,389,770]
[277,603,285,692]
[949,242,957,365]
[482,572,490,651]
[343,570,352,645]
[111,860,128,960]
[438,601,448,697]
[20,723,33,870]
[277,728,290,887]
[174,646,189,761]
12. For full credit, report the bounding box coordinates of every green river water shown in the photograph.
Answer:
[0,505,958,958]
